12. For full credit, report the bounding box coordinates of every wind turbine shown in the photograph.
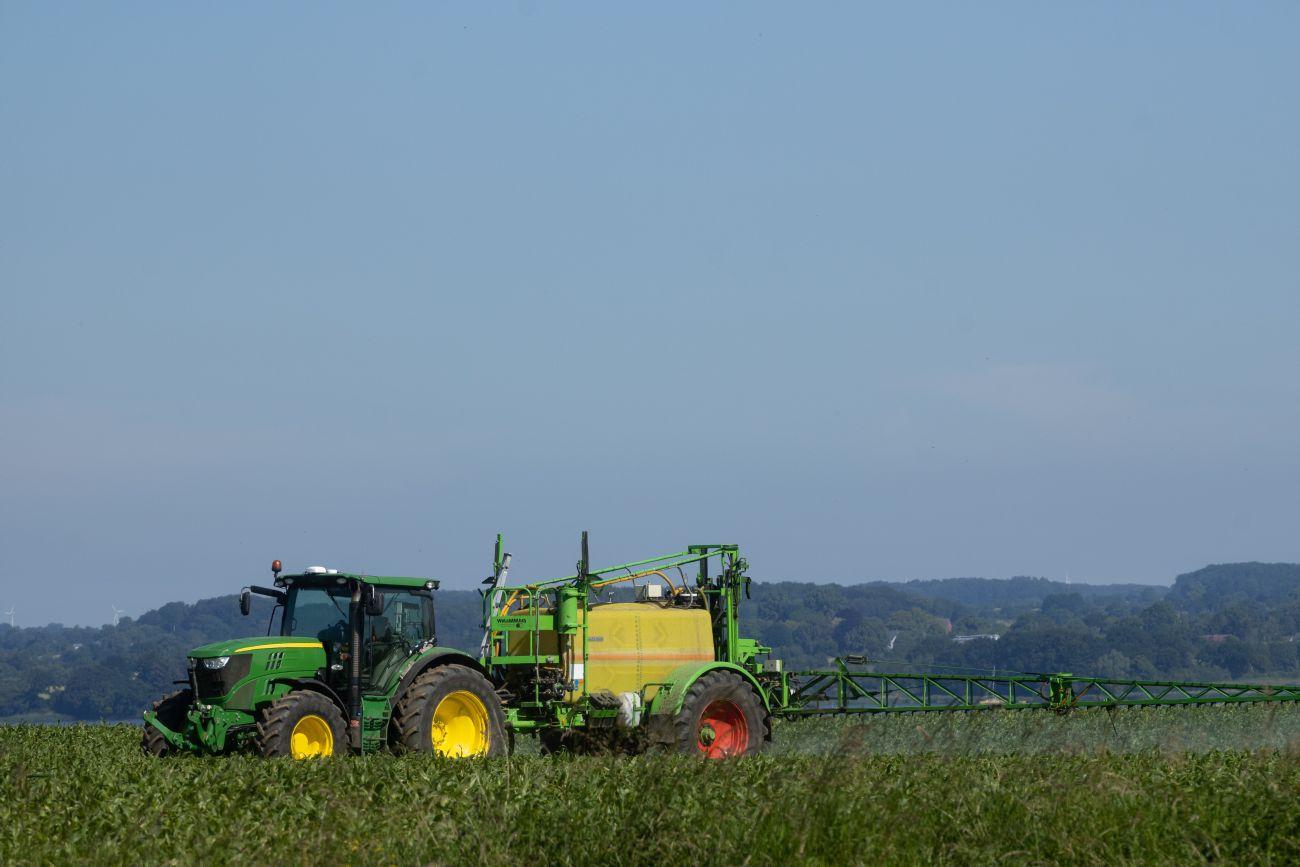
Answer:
[4,607,13,628]
[111,605,124,627]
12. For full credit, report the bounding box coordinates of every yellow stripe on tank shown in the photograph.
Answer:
[586,651,714,661]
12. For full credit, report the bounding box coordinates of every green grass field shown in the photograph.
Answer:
[3,706,1299,866]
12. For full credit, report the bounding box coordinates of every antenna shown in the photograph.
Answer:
[4,607,13,628]
[111,605,124,627]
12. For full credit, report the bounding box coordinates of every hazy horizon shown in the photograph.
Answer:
[4,559,1209,630]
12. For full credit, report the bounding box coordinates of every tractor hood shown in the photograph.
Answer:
[185,637,328,710]
[189,637,325,659]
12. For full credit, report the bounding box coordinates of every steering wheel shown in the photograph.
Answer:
[316,619,348,643]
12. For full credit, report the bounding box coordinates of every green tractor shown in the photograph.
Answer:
[142,561,505,759]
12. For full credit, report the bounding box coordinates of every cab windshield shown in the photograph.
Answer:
[281,582,436,646]
[283,584,351,643]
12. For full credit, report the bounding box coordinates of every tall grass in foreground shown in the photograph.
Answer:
[2,705,1299,866]
[771,701,1300,756]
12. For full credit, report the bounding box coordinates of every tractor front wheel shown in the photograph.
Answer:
[674,671,768,758]
[394,664,507,757]
[142,689,193,757]
[256,691,347,759]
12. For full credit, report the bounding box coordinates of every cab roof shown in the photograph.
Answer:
[275,571,439,590]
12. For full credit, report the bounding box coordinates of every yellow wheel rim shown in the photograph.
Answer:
[289,714,333,759]
[431,690,489,757]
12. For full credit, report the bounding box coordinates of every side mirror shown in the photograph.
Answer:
[239,588,252,617]
[365,587,385,617]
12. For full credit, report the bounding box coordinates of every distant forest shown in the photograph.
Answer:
[3,562,1300,721]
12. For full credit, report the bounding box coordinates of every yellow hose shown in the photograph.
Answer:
[498,589,525,617]
[591,569,678,594]
[501,567,681,618]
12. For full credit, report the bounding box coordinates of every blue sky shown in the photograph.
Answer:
[3,3,1299,627]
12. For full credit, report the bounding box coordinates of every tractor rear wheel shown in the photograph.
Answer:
[394,664,507,757]
[256,691,347,759]
[674,670,768,758]
[142,689,193,757]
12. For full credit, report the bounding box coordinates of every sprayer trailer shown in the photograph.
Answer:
[144,534,1300,760]
[481,535,773,756]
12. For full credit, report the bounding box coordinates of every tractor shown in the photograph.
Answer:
[142,562,505,758]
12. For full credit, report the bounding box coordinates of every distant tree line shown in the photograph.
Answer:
[2,562,1299,721]
[747,563,1300,680]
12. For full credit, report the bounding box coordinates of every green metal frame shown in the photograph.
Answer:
[772,658,1300,715]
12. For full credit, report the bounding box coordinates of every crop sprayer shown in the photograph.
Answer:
[143,534,1300,759]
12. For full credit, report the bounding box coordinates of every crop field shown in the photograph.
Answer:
[3,706,1300,866]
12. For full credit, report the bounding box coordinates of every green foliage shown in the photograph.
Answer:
[1167,562,1300,613]
[771,703,1300,756]
[2,716,1300,865]
[746,568,1300,680]
[0,595,269,721]
[895,574,1166,612]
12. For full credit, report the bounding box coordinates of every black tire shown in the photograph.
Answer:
[255,691,347,759]
[674,670,769,758]
[393,664,507,757]
[142,689,193,757]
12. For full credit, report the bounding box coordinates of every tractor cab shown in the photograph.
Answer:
[248,566,440,693]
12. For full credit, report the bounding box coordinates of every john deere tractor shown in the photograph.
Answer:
[142,562,505,759]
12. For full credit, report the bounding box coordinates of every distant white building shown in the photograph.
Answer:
[952,633,1001,643]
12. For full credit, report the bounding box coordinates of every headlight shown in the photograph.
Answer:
[202,656,231,670]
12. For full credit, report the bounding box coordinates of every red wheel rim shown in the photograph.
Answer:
[697,699,749,757]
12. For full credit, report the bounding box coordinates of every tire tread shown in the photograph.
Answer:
[141,688,192,757]
[674,670,769,756]
[255,690,346,758]
[392,664,507,756]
